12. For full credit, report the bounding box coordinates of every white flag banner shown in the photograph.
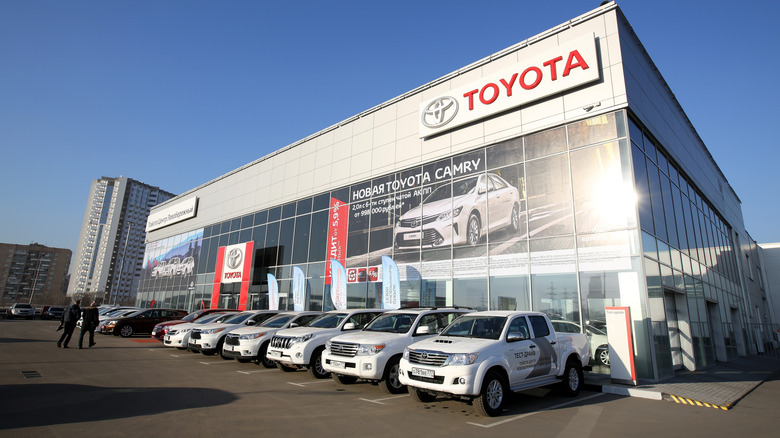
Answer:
[330,259,347,310]
[381,256,401,309]
[292,266,306,311]
[267,273,279,310]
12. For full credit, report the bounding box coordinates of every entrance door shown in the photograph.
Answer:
[664,292,683,370]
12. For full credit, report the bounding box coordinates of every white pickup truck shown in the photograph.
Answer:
[322,307,473,393]
[399,311,590,416]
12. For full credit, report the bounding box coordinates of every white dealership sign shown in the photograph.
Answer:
[419,33,599,138]
[146,197,198,232]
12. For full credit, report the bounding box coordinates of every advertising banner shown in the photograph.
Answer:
[381,256,400,309]
[325,197,348,284]
[221,243,249,284]
[330,259,347,310]
[292,266,306,311]
[605,306,637,385]
[267,273,279,310]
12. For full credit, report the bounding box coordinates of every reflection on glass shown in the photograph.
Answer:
[526,154,573,238]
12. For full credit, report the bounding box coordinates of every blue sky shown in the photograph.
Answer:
[1,0,779,261]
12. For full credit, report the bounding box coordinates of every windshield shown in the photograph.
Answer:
[308,312,348,329]
[441,315,506,339]
[124,310,145,318]
[195,313,226,324]
[261,314,295,328]
[181,311,202,322]
[224,313,252,324]
[364,313,416,334]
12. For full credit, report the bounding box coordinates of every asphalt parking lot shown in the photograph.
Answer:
[1,318,614,436]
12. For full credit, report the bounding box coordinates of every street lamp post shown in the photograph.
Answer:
[112,221,134,306]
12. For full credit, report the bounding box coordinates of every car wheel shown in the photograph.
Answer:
[473,370,506,417]
[378,356,404,394]
[560,358,583,397]
[332,374,358,385]
[467,213,481,246]
[510,203,520,232]
[119,325,134,338]
[218,339,232,360]
[258,343,277,368]
[408,386,436,403]
[597,348,610,366]
[308,347,330,379]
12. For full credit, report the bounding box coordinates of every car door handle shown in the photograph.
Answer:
[529,345,536,348]
[550,341,556,345]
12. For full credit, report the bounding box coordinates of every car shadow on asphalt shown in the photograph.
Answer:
[0,384,238,429]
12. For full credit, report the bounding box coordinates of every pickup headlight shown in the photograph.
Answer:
[289,333,312,346]
[447,353,479,366]
[357,343,386,356]
[239,332,266,340]
[201,328,226,335]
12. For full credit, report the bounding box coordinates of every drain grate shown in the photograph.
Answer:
[21,371,41,379]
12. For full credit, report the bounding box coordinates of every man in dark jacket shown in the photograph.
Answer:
[57,299,81,348]
[78,301,99,349]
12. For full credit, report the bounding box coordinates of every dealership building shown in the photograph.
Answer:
[138,2,776,381]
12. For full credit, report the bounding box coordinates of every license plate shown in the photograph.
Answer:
[268,350,282,358]
[411,367,434,378]
[330,360,345,369]
[405,232,421,241]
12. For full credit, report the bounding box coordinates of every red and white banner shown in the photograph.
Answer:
[211,241,254,310]
[325,196,348,285]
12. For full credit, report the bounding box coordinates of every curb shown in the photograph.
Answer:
[663,393,730,410]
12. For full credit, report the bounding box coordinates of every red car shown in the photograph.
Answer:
[151,308,235,341]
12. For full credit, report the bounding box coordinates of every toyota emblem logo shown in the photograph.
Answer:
[421,97,458,128]
[412,218,421,228]
[226,248,243,269]
[420,352,428,360]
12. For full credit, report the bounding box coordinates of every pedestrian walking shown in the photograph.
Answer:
[57,299,81,348]
[78,301,99,349]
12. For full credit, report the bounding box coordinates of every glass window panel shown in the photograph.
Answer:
[297,198,312,215]
[526,154,574,237]
[228,231,239,245]
[252,225,267,248]
[265,221,280,266]
[308,210,329,263]
[292,215,311,264]
[661,176,679,249]
[313,193,330,212]
[240,214,254,230]
[627,117,643,150]
[567,113,619,149]
[268,206,281,222]
[525,126,566,160]
[571,142,634,234]
[489,275,530,311]
[646,159,668,242]
[278,219,295,265]
[369,195,394,258]
[531,272,578,322]
[282,202,296,219]
[644,134,658,163]
[239,228,251,244]
[486,137,524,170]
[632,145,654,235]
[219,220,231,235]
[254,210,268,226]
[453,277,488,311]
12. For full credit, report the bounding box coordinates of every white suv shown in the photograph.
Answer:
[266,309,384,379]
[188,310,280,358]
[323,307,473,393]
[222,311,322,365]
[163,311,239,349]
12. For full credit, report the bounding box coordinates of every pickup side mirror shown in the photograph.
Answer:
[343,322,357,330]
[507,332,527,342]
[415,326,431,335]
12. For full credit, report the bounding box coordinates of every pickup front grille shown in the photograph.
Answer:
[225,335,240,346]
[270,336,293,349]
[408,350,448,367]
[329,341,358,357]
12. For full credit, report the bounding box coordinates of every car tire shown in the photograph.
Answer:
[119,325,134,338]
[332,374,358,385]
[467,213,481,246]
[510,203,520,232]
[408,386,436,403]
[560,358,583,397]
[308,347,330,379]
[218,339,232,360]
[378,356,404,394]
[596,348,610,366]
[258,343,277,368]
[473,370,507,417]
